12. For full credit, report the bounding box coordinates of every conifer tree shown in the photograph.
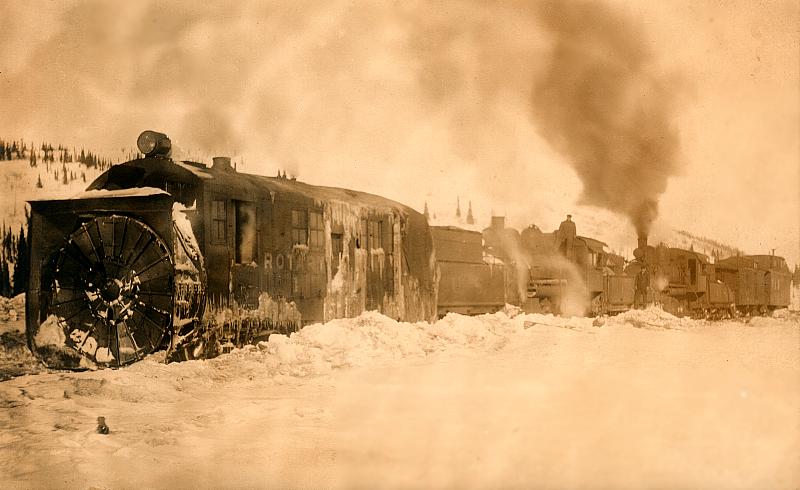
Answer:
[0,258,10,297]
[12,226,28,294]
[36,175,43,188]
[2,226,12,258]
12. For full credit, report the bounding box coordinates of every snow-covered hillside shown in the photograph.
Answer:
[1,306,798,488]
[0,158,105,230]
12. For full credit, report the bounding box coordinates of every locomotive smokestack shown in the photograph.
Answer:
[634,234,648,263]
[212,156,234,172]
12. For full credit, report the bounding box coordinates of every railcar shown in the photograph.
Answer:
[26,131,437,369]
[431,226,510,317]
[445,218,633,316]
[715,254,791,314]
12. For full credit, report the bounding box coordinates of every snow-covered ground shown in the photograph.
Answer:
[1,306,798,489]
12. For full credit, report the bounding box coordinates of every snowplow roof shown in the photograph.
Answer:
[87,157,421,217]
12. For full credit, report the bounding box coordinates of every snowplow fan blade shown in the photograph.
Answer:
[27,194,176,369]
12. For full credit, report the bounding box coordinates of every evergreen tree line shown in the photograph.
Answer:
[0,138,113,170]
[0,139,31,161]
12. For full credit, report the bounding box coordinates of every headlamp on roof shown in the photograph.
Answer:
[137,130,172,158]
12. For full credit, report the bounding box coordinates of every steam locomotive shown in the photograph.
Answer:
[26,131,436,369]
[433,217,634,318]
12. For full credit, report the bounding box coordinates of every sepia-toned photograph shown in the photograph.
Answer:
[0,1,798,488]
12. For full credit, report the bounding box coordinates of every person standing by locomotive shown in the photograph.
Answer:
[634,265,650,309]
[556,214,577,260]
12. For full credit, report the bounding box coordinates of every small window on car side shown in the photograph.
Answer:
[291,209,308,246]
[212,200,226,244]
[309,211,324,249]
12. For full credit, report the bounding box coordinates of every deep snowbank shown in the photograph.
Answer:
[104,305,796,385]
[3,299,800,386]
[3,304,799,384]
[2,304,798,408]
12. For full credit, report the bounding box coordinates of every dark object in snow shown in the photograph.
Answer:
[96,417,109,434]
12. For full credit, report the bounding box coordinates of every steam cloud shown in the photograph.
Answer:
[1,1,680,239]
[530,1,683,237]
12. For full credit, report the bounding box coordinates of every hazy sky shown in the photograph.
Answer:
[1,0,798,264]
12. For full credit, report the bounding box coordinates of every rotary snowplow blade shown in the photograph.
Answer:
[26,190,205,369]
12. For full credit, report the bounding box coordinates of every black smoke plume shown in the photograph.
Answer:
[530,1,683,238]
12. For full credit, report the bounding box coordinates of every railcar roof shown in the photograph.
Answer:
[92,157,423,217]
[717,254,790,273]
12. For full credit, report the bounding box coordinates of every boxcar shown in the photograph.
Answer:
[716,254,791,313]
